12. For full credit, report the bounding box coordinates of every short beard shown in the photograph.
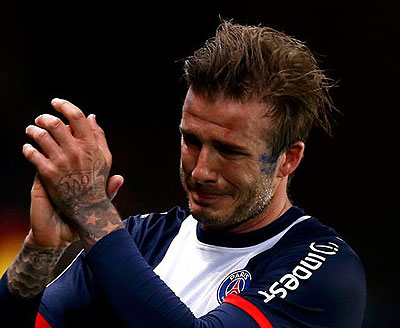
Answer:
[179,166,275,231]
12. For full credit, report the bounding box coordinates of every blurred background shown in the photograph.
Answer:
[1,0,397,326]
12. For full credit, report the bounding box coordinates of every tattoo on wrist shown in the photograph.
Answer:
[77,200,124,250]
[7,241,64,298]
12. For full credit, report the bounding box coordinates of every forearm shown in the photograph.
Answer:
[0,238,65,327]
[7,237,65,298]
[86,229,197,327]
[85,229,257,328]
[0,273,42,328]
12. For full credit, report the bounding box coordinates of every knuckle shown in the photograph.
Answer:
[41,165,55,179]
[50,117,62,129]
[66,150,79,163]
[70,110,85,121]
[84,141,97,152]
[37,129,49,140]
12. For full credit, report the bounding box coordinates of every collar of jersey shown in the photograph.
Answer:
[195,206,306,248]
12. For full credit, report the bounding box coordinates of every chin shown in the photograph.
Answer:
[191,212,230,230]
[189,194,270,231]
[190,205,244,230]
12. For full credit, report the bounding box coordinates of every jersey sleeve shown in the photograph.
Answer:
[0,271,43,327]
[85,228,263,328]
[228,237,367,327]
[85,228,366,328]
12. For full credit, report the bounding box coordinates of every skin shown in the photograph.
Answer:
[7,90,304,298]
[21,99,125,247]
[7,99,124,298]
[180,89,305,233]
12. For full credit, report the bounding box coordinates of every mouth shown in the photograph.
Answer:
[190,190,227,206]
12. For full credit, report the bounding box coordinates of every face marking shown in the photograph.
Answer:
[259,151,277,175]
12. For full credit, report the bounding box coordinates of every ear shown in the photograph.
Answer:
[277,141,305,178]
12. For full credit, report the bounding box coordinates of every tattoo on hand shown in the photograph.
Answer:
[55,159,123,250]
[56,159,108,216]
[7,242,64,298]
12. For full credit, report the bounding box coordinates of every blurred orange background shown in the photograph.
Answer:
[0,208,30,276]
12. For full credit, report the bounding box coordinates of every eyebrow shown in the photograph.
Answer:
[179,126,249,153]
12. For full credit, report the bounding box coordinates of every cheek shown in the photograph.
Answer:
[221,160,259,187]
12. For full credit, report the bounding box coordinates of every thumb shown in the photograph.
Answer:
[31,173,49,199]
[107,175,124,200]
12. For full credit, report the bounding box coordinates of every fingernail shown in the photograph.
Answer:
[25,125,33,133]
[51,98,63,104]
[34,114,43,123]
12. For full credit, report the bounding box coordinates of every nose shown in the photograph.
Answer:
[191,147,218,184]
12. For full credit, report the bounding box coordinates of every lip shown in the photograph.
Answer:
[191,191,225,205]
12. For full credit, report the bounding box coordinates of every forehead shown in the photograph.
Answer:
[181,89,272,144]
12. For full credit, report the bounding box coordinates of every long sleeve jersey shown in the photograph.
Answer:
[0,206,366,327]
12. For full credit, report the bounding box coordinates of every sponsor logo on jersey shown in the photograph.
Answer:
[258,241,339,303]
[217,269,252,303]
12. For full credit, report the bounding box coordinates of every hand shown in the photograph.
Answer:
[23,99,110,217]
[26,172,124,249]
[23,99,124,248]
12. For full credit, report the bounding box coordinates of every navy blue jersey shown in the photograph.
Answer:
[0,206,366,327]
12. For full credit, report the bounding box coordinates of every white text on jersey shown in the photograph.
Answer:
[258,242,339,303]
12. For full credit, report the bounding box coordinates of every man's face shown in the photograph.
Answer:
[180,89,280,231]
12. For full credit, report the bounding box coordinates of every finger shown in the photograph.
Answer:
[34,114,74,147]
[88,114,112,166]
[107,175,124,200]
[22,143,51,172]
[25,125,61,158]
[51,98,93,141]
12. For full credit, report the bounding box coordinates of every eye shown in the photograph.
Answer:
[182,134,201,148]
[217,145,244,157]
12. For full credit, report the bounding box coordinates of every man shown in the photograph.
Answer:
[0,21,366,327]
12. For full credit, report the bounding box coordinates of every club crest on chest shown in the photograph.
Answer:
[217,269,252,304]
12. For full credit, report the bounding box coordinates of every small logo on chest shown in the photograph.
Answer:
[217,269,252,303]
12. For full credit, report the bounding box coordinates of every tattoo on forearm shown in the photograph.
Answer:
[7,242,64,298]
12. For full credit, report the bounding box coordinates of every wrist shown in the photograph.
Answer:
[26,230,71,250]
[72,200,124,251]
